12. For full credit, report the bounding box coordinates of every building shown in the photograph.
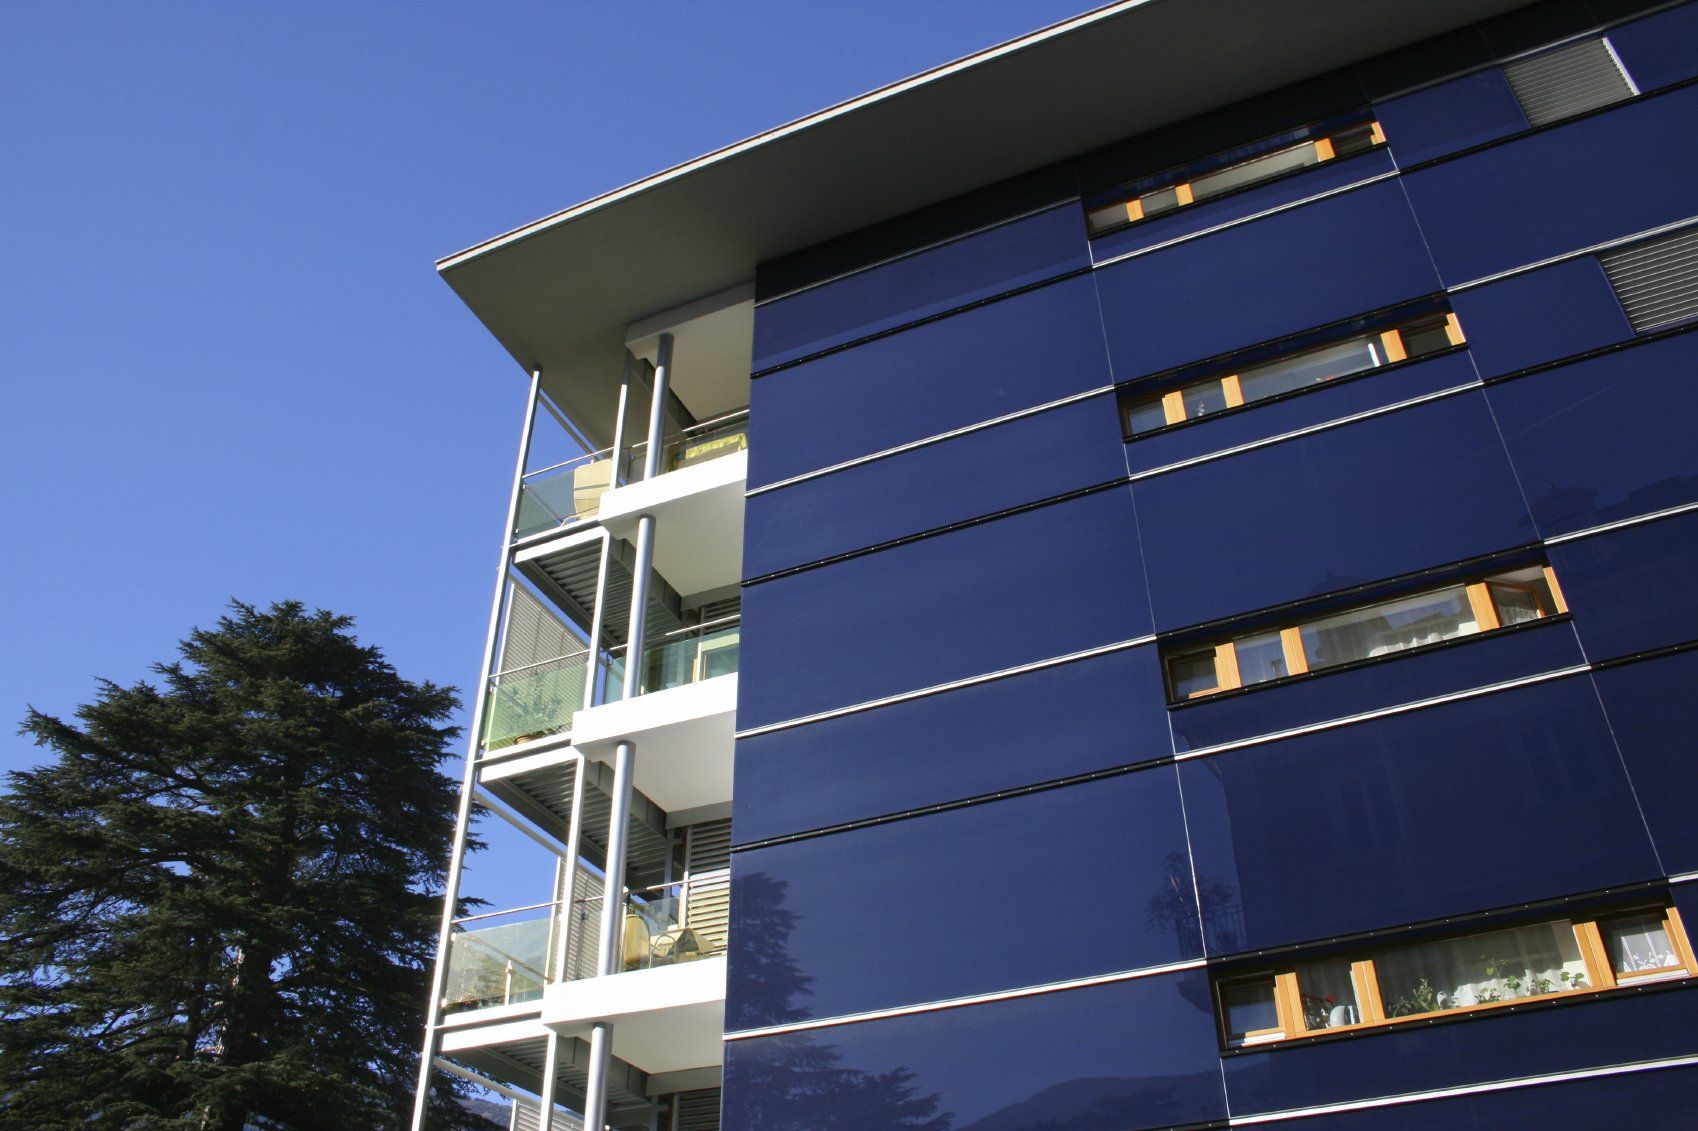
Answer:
[414,0,1698,1126]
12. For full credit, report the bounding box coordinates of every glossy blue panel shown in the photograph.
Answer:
[1170,620,1585,753]
[1180,675,1661,953]
[1124,350,1478,478]
[1373,67,1528,166]
[747,274,1112,488]
[1489,331,1698,537]
[732,645,1172,845]
[728,771,1198,1027]
[1608,1,1698,91]
[1592,651,1698,875]
[745,393,1126,578]
[1448,256,1632,378]
[722,972,1228,1131]
[1400,83,1698,284]
[1293,1062,1698,1131]
[1095,181,1442,381]
[1226,986,1698,1121]
[751,204,1088,373]
[1132,391,1533,631]
[738,489,1150,728]
[1547,508,1698,660]
[1090,148,1396,264]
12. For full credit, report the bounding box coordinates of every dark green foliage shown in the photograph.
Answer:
[0,601,495,1130]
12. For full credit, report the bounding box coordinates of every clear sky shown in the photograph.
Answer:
[1,1,1095,914]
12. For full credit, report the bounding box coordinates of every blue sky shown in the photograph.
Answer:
[1,1,1093,913]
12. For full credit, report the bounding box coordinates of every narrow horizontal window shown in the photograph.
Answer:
[1216,904,1694,1050]
[1086,117,1386,237]
[1164,564,1565,703]
[1120,309,1465,438]
[1600,225,1698,334]
[1503,36,1635,128]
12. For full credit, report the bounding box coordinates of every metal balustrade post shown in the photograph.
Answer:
[411,368,543,1131]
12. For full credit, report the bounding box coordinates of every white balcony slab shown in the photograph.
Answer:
[597,451,745,597]
[569,674,735,813]
[543,956,727,1074]
[439,1011,552,1054]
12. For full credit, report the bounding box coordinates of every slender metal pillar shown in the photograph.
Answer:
[535,748,588,1130]
[583,334,672,1131]
[411,369,544,1131]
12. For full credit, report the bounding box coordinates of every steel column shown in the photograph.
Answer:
[410,368,544,1131]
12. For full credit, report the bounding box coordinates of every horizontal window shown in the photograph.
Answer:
[1121,309,1465,438]
[1165,565,1566,702]
[1217,904,1696,1048]
[1086,118,1385,237]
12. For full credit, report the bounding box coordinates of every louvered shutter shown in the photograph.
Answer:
[1600,227,1698,333]
[1503,37,1634,127]
[671,1088,721,1131]
[683,819,732,956]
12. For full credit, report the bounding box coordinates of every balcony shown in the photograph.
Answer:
[481,648,598,753]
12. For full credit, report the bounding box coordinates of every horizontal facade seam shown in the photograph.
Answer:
[1672,870,1698,885]
[732,634,1157,739]
[1449,211,1698,293]
[721,958,1207,1041]
[1543,499,1698,546]
[1228,1052,1698,1125]
[1174,665,1593,761]
[746,385,1115,496]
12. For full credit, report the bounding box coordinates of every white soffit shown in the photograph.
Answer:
[437,0,1532,434]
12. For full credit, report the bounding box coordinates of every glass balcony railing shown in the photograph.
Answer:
[567,877,731,977]
[482,650,592,751]
[623,410,749,483]
[515,449,616,539]
[443,903,560,1013]
[603,616,740,703]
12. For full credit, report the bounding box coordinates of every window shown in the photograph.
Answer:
[1216,905,1695,1048]
[1121,310,1465,438]
[1086,118,1386,237]
[1503,37,1635,128]
[1165,565,1566,702]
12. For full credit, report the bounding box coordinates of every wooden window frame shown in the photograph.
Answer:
[1087,118,1388,238]
[1219,906,1696,1050]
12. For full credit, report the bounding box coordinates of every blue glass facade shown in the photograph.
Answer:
[727,1,1698,1126]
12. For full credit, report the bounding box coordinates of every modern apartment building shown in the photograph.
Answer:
[415,0,1698,1126]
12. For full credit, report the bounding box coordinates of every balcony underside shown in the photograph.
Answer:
[442,1030,652,1127]
[480,747,672,881]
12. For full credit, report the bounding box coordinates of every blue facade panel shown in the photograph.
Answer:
[1179,675,1661,954]
[744,392,1126,578]
[1610,0,1698,91]
[1591,651,1698,875]
[1094,180,1442,381]
[750,204,1088,373]
[1132,391,1533,630]
[1489,330,1698,538]
[727,770,1198,1028]
[1399,82,1698,285]
[732,644,1170,845]
[747,273,1112,488]
[722,972,1228,1131]
[1373,66,1528,166]
[1547,508,1698,661]
[1447,256,1633,379]
[738,488,1150,728]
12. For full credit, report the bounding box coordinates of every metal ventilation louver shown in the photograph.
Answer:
[672,1088,722,1131]
[1503,37,1635,127]
[1600,227,1698,334]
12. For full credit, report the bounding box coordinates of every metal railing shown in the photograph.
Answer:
[622,409,749,482]
[566,876,730,978]
[603,615,740,703]
[481,649,592,751]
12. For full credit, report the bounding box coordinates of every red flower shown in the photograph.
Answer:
[1324,995,1336,1003]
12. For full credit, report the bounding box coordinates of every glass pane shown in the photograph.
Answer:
[1169,650,1219,698]
[1295,959,1361,1030]
[1602,914,1683,976]
[1331,122,1380,157]
[1377,920,1588,1018]
[1298,585,1477,672]
[1233,631,1290,687]
[1488,568,1557,626]
[1181,379,1228,420]
[1237,336,1382,403]
[1191,142,1322,202]
[1399,316,1455,357]
[1138,185,1182,218]
[1087,202,1131,234]
[1222,978,1281,1042]
[1124,397,1169,436]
